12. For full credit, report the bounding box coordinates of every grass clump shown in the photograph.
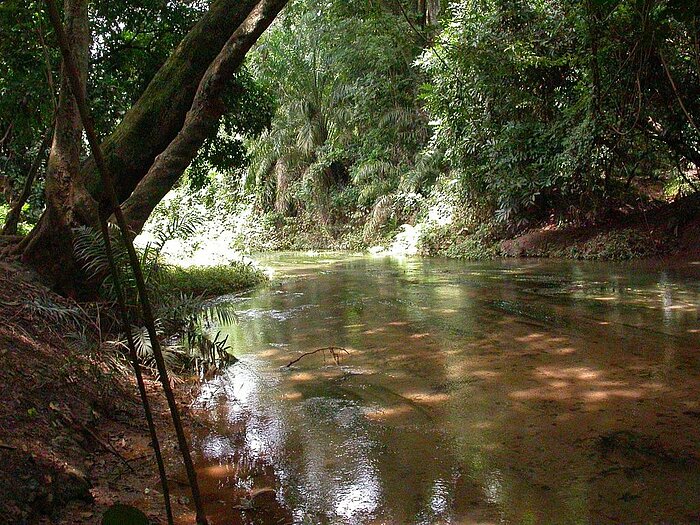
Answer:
[160,262,268,298]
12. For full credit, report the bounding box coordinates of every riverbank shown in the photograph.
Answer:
[0,260,285,524]
[410,193,700,261]
[227,193,699,263]
[500,192,700,261]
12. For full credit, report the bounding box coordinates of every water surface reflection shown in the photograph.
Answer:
[191,255,700,524]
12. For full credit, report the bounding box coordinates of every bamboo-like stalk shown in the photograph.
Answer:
[97,218,174,525]
[43,1,208,523]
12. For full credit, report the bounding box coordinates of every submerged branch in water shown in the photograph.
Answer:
[286,346,349,368]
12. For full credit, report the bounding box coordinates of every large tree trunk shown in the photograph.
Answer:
[19,0,88,293]
[19,0,263,285]
[73,0,261,211]
[121,0,289,235]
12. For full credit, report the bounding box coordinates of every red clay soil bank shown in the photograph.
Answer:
[0,261,290,524]
[501,192,700,260]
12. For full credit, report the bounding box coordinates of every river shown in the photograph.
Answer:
[188,253,700,524]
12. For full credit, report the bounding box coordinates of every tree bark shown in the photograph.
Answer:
[74,0,262,212]
[19,0,88,293]
[20,0,263,284]
[121,0,289,235]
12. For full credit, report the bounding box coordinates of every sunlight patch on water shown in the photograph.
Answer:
[188,254,700,524]
[334,466,381,521]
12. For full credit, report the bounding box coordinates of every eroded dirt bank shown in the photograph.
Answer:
[501,193,700,261]
[0,261,290,525]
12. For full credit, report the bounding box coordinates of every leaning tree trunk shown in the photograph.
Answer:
[274,159,292,215]
[20,0,262,284]
[72,0,261,209]
[19,0,88,293]
[120,0,289,235]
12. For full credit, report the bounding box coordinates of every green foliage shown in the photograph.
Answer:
[418,222,501,260]
[0,1,55,223]
[242,0,431,234]
[0,204,32,235]
[419,0,700,226]
[5,0,697,259]
[231,209,337,251]
[560,229,660,261]
[187,69,275,189]
[160,263,267,298]
[233,0,699,252]
[22,295,87,329]
[0,0,271,229]
[89,0,207,136]
[73,215,267,375]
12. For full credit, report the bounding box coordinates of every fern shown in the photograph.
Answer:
[73,216,242,376]
[24,296,87,330]
[127,323,183,375]
[73,225,126,280]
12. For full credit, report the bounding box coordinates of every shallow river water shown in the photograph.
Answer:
[189,253,700,524]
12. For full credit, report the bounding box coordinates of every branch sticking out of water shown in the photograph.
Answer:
[286,346,350,368]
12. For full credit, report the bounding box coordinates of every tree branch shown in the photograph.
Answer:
[286,346,350,368]
[660,50,700,139]
[121,0,289,235]
[2,127,53,235]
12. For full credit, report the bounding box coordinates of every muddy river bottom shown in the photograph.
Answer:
[187,254,700,524]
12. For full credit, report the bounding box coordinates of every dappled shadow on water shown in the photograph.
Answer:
[188,257,700,524]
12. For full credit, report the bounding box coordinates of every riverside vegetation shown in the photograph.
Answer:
[124,0,699,261]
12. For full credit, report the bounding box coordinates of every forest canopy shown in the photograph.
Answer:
[1,0,699,279]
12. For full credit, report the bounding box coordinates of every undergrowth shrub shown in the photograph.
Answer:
[418,221,502,260]
[73,216,267,376]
